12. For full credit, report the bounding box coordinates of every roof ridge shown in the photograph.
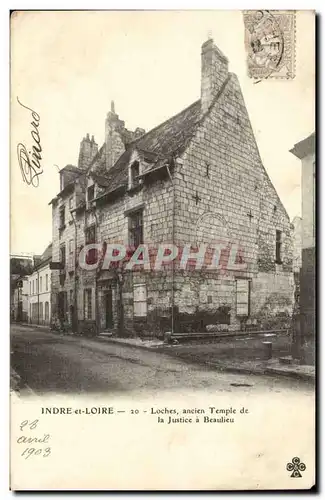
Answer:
[126,99,201,149]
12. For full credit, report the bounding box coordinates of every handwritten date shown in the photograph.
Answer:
[17,419,51,459]
[21,447,51,460]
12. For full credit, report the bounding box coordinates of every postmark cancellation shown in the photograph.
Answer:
[243,10,296,80]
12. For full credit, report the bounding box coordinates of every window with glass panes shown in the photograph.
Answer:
[128,210,143,248]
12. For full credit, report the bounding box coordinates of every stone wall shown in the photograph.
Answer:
[171,71,294,331]
[300,246,315,339]
[301,153,315,250]
[51,169,175,335]
[93,175,174,336]
[51,180,87,328]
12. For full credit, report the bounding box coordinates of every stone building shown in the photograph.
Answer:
[50,39,294,337]
[292,216,303,274]
[10,255,33,322]
[290,133,315,358]
[291,215,303,314]
[11,275,29,322]
[27,244,52,325]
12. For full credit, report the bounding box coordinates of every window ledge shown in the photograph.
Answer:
[124,203,145,216]
[133,316,147,322]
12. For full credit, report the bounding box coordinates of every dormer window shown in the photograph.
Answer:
[130,161,140,188]
[87,185,95,203]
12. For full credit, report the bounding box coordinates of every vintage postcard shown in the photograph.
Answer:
[10,10,315,490]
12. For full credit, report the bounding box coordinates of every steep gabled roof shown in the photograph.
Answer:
[131,99,201,158]
[90,99,202,193]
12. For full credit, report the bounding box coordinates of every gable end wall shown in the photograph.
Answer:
[172,73,294,330]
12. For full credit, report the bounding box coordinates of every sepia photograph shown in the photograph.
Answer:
[9,9,315,490]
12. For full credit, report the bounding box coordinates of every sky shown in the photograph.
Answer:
[10,10,315,255]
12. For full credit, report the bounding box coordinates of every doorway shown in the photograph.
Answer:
[104,289,113,329]
[58,291,67,323]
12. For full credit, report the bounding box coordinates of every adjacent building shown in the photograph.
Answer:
[11,275,29,322]
[292,216,303,274]
[10,255,33,322]
[291,215,303,310]
[50,39,295,337]
[290,133,315,354]
[27,244,52,325]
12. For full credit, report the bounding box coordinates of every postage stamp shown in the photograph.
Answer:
[243,10,296,80]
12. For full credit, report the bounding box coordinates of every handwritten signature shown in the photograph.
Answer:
[16,97,43,187]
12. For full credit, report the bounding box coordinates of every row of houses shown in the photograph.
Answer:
[11,40,315,350]
[10,246,52,325]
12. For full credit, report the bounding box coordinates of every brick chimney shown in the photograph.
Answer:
[78,133,98,170]
[105,101,127,170]
[201,38,229,115]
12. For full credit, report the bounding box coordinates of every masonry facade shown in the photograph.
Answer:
[290,133,315,345]
[11,276,29,322]
[50,39,294,337]
[27,245,52,325]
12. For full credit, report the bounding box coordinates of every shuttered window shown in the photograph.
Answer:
[133,284,147,317]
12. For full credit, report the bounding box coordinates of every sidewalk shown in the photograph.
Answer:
[98,332,315,382]
[264,359,315,381]
[11,322,50,331]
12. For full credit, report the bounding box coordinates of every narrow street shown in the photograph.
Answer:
[11,324,314,397]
